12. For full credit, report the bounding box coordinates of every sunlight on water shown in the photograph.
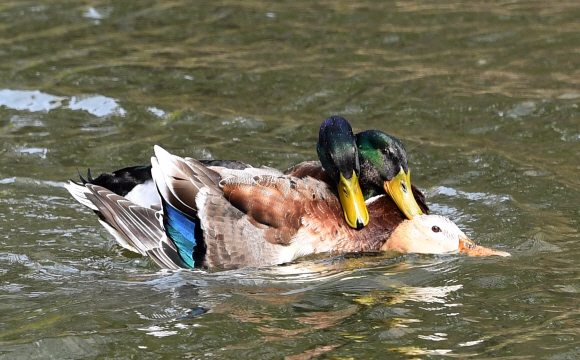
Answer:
[0,89,124,117]
[0,89,64,112]
[0,0,579,358]
[68,95,125,117]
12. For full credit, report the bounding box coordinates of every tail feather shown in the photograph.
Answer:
[97,218,142,254]
[76,169,88,184]
[64,181,185,269]
[83,184,166,255]
[74,168,95,185]
[65,180,99,211]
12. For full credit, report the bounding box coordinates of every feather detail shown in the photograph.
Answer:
[284,161,333,184]
[154,149,292,269]
[66,146,423,270]
[65,181,186,269]
[65,180,99,211]
[161,199,198,268]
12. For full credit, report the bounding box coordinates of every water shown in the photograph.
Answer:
[1,1,579,358]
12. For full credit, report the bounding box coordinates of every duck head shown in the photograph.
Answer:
[317,116,369,230]
[382,214,510,257]
[356,130,424,219]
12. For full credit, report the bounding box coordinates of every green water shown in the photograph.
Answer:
[1,1,579,358]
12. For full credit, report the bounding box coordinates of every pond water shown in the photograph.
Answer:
[1,1,579,358]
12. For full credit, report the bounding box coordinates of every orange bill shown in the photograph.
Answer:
[458,237,510,257]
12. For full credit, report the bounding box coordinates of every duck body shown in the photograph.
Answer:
[82,117,428,229]
[66,146,508,270]
[67,147,401,269]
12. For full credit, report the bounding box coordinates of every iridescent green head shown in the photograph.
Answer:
[317,116,369,230]
[356,130,423,219]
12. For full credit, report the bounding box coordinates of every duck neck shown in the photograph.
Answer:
[363,195,407,249]
[380,219,412,252]
[359,160,385,200]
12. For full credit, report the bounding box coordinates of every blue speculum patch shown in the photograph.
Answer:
[163,200,197,268]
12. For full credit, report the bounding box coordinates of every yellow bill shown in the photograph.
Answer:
[383,168,424,219]
[338,171,369,230]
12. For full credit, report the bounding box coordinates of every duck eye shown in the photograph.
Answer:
[431,226,441,233]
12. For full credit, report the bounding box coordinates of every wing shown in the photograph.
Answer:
[284,160,333,185]
[153,146,296,269]
[64,181,187,269]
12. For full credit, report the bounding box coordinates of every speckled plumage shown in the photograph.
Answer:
[66,146,412,269]
[67,145,510,269]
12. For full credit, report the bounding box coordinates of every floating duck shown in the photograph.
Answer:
[65,146,509,270]
[73,117,426,231]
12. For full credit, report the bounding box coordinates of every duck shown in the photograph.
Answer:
[65,146,509,270]
[80,117,427,232]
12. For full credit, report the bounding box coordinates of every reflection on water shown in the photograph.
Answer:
[0,89,64,112]
[0,0,580,358]
[350,284,463,305]
[68,95,125,117]
[0,89,124,116]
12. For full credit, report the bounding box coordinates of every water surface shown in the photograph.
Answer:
[1,1,579,358]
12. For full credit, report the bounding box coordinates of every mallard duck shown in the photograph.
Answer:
[314,116,368,230]
[286,116,428,227]
[78,117,425,231]
[65,146,509,270]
